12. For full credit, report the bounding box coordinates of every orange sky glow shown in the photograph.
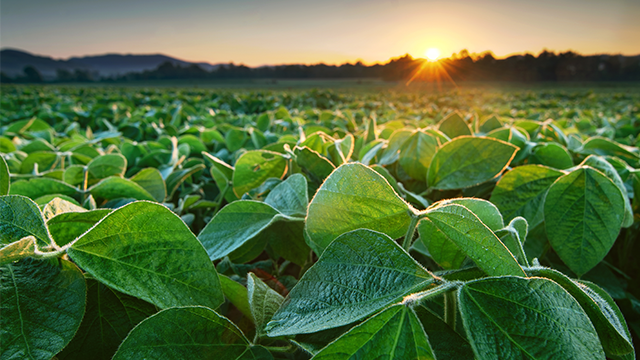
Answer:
[1,0,639,66]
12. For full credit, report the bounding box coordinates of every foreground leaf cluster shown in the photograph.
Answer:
[1,86,639,359]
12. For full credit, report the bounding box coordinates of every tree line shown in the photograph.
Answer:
[2,50,639,83]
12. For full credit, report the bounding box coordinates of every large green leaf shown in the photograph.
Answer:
[198,200,298,261]
[233,150,288,197]
[264,173,308,217]
[9,178,77,200]
[248,273,284,336]
[490,164,564,226]
[398,130,439,181]
[67,201,224,309]
[437,197,504,231]
[427,136,518,190]
[527,268,634,359]
[89,177,155,201]
[0,258,86,360]
[458,276,605,360]
[266,229,434,336]
[414,304,475,360]
[113,306,267,360]
[312,305,435,360]
[47,209,112,247]
[305,163,412,254]
[437,112,472,139]
[419,204,525,276]
[0,195,51,246]
[0,156,9,196]
[57,278,157,360]
[544,166,624,276]
[581,155,633,228]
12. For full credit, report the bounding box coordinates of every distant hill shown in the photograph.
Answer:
[0,48,220,79]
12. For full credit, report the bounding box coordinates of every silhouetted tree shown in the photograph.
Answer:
[23,66,43,82]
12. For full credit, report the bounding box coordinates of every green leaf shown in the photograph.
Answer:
[398,130,439,181]
[459,276,605,360]
[379,129,412,166]
[437,112,472,139]
[1,258,86,360]
[57,278,157,360]
[581,155,633,228]
[0,156,9,196]
[413,304,475,360]
[41,197,86,221]
[578,137,639,165]
[312,305,435,360]
[305,163,412,254]
[0,236,36,266]
[267,220,310,266]
[165,163,205,199]
[527,268,634,359]
[419,204,525,276]
[233,150,288,197]
[219,274,253,321]
[544,166,624,276]
[203,152,234,186]
[248,273,285,336]
[478,115,503,133]
[130,168,166,203]
[427,136,518,190]
[47,209,111,247]
[437,197,504,231]
[63,165,85,186]
[295,146,336,182]
[198,200,291,260]
[67,201,224,309]
[266,229,435,336]
[20,151,59,174]
[0,195,51,246]
[529,142,574,170]
[490,164,564,226]
[87,154,127,180]
[89,177,155,201]
[226,128,248,152]
[264,173,308,217]
[496,217,529,266]
[9,178,77,200]
[113,306,266,360]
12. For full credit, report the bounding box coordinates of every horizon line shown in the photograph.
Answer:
[2,46,639,69]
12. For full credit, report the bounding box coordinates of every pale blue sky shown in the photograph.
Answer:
[1,0,639,66]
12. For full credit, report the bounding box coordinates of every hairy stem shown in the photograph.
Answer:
[444,290,457,331]
[402,214,420,251]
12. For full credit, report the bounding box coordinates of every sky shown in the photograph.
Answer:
[1,0,639,66]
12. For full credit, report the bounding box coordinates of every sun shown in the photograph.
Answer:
[424,48,441,61]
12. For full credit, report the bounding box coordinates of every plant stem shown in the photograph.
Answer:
[261,344,292,353]
[402,214,420,251]
[444,290,457,331]
[401,281,461,306]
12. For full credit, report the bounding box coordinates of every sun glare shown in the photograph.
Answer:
[425,48,441,61]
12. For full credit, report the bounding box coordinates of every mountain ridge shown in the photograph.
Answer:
[0,48,220,79]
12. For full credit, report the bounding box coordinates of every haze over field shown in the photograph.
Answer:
[1,0,639,66]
